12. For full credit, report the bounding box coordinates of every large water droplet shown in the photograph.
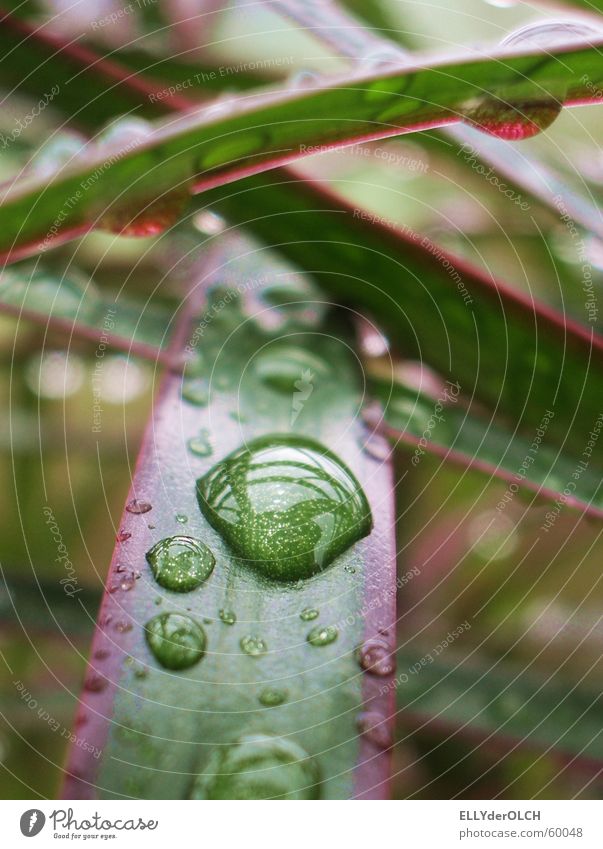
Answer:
[144,613,206,670]
[196,434,372,581]
[357,638,395,676]
[189,734,320,799]
[146,535,215,592]
[258,687,287,707]
[307,625,338,647]
[462,98,562,141]
[240,635,267,657]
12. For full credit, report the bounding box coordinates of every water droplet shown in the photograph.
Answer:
[144,613,206,670]
[363,49,406,71]
[116,530,131,542]
[344,565,356,574]
[181,380,208,406]
[97,117,153,150]
[287,69,320,89]
[240,635,267,657]
[259,688,287,707]
[30,132,86,177]
[219,609,236,625]
[196,434,372,581]
[98,188,191,237]
[126,499,152,514]
[300,608,318,621]
[356,711,392,748]
[189,734,320,799]
[193,210,226,235]
[254,347,327,395]
[501,21,598,50]
[359,432,391,462]
[134,666,148,680]
[175,513,188,524]
[187,429,213,458]
[462,97,562,141]
[154,597,162,605]
[84,674,107,693]
[146,535,215,592]
[119,572,137,592]
[115,620,133,633]
[93,649,109,661]
[307,625,338,647]
[357,639,395,676]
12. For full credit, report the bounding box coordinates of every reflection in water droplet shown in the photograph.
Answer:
[188,429,213,458]
[300,608,319,621]
[219,609,237,625]
[462,98,561,141]
[258,688,287,707]
[145,613,206,670]
[356,711,392,748]
[357,639,395,676]
[307,625,338,647]
[126,499,152,514]
[240,635,267,657]
[344,565,356,574]
[189,734,320,799]
[196,434,372,581]
[146,535,215,592]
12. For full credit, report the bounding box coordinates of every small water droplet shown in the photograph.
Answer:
[307,625,338,647]
[94,649,109,661]
[240,635,267,657]
[193,210,226,235]
[116,530,131,542]
[344,565,356,574]
[115,620,133,633]
[219,609,236,625]
[176,513,188,524]
[181,380,209,406]
[119,572,137,592]
[359,432,391,462]
[197,434,372,581]
[189,733,320,799]
[146,535,215,592]
[356,711,392,748]
[154,597,162,605]
[84,674,107,693]
[357,638,395,676]
[126,499,152,514]
[363,48,406,71]
[258,687,287,707]
[300,608,319,621]
[29,132,87,177]
[144,613,206,670]
[287,69,320,89]
[187,429,213,458]
[134,666,148,680]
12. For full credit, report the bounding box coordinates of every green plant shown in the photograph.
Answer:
[1,0,602,800]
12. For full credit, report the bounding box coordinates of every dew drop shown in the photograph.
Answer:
[126,499,152,514]
[240,635,267,657]
[187,429,213,458]
[189,733,320,799]
[196,434,372,581]
[462,98,562,141]
[84,674,107,693]
[307,625,338,647]
[300,608,319,622]
[144,613,206,670]
[181,379,209,407]
[356,711,392,748]
[146,535,215,592]
[219,608,237,625]
[357,638,395,676]
[258,688,287,707]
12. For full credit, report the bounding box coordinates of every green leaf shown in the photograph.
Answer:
[1,37,602,258]
[0,264,173,361]
[396,649,603,770]
[63,236,396,800]
[201,170,603,462]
